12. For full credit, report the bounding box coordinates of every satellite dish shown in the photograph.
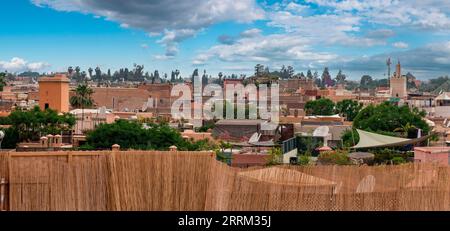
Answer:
[356,175,376,193]
[249,132,260,143]
[313,126,329,137]
[99,106,107,115]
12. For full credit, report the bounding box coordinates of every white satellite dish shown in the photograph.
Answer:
[313,126,329,137]
[99,106,107,115]
[249,132,260,143]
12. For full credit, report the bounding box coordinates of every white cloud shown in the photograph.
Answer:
[306,0,450,31]
[157,29,197,56]
[0,57,50,73]
[240,28,262,38]
[285,2,309,13]
[193,32,337,66]
[334,41,450,78]
[267,10,389,47]
[153,55,175,61]
[393,42,409,49]
[32,0,265,56]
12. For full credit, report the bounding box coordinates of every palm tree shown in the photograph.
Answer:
[0,72,6,92]
[216,141,233,164]
[70,84,94,133]
[394,122,417,138]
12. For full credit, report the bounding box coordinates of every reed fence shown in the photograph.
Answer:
[0,150,449,211]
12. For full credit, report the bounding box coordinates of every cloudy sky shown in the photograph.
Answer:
[2,0,450,80]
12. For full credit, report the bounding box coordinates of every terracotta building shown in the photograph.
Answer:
[38,74,70,113]
[390,61,407,99]
[414,147,450,165]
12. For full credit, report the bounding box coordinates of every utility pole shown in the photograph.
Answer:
[386,57,391,88]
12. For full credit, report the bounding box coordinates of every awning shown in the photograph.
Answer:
[352,129,432,149]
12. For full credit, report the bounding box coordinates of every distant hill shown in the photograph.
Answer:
[419,76,450,93]
[432,79,450,95]
[406,72,417,89]
[18,71,40,77]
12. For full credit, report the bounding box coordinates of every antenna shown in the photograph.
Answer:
[386,57,391,88]
[0,130,4,151]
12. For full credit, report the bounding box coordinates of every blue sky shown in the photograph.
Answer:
[2,0,450,80]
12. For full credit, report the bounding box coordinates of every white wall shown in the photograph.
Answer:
[283,149,298,164]
[435,106,450,118]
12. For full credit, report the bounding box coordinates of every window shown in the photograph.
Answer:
[45,103,49,109]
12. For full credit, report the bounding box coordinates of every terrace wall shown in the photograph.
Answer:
[0,150,450,211]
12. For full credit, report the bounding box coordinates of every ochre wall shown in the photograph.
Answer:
[38,75,69,113]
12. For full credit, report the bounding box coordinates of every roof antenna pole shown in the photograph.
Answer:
[386,57,391,87]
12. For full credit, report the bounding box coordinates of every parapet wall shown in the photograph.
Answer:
[0,151,450,211]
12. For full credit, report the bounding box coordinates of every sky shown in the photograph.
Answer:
[2,0,450,80]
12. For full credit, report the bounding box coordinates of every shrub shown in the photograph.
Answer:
[267,147,282,166]
[391,156,406,165]
[318,150,351,165]
[298,155,311,166]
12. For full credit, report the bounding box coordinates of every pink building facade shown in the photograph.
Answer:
[414,147,450,165]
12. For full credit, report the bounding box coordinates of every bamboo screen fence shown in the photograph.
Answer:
[0,150,449,211]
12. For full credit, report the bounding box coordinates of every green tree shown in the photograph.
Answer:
[1,106,75,148]
[318,150,351,165]
[341,129,359,148]
[88,67,93,79]
[305,98,335,116]
[394,122,417,138]
[321,67,334,87]
[360,75,374,89]
[267,147,282,166]
[353,102,430,135]
[85,120,214,151]
[335,99,363,121]
[0,72,6,91]
[335,69,346,85]
[70,84,94,133]
[216,141,233,163]
[306,70,313,79]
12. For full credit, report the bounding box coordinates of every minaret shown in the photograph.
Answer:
[386,58,391,78]
[390,59,407,98]
[386,58,391,88]
[396,60,401,78]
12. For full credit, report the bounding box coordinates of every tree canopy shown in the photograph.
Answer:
[335,99,363,121]
[305,98,335,116]
[0,72,6,91]
[70,84,94,108]
[0,106,76,148]
[352,102,430,136]
[85,120,214,151]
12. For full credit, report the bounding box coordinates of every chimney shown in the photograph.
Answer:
[112,144,120,151]
[396,60,401,78]
[169,145,177,152]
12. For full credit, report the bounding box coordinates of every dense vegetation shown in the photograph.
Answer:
[335,99,363,121]
[304,99,363,120]
[84,120,214,151]
[353,102,429,136]
[0,106,76,149]
[304,98,335,116]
